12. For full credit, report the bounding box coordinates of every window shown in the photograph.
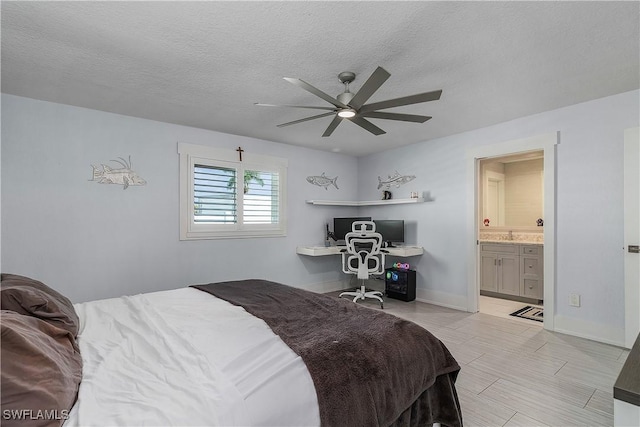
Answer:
[179,143,287,240]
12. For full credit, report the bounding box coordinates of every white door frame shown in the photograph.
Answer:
[466,132,558,331]
[624,127,640,348]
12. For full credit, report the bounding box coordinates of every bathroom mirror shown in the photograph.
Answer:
[479,151,544,229]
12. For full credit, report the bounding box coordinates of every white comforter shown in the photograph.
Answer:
[65,287,320,426]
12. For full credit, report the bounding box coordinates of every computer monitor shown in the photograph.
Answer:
[333,217,372,242]
[373,220,405,247]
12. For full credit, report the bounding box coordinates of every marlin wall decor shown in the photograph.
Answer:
[90,156,147,190]
[377,171,416,189]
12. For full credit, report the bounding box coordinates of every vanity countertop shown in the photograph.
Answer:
[479,239,543,245]
[479,231,543,245]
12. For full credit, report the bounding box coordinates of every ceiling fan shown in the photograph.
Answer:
[255,66,442,137]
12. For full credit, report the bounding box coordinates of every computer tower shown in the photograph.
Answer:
[385,268,416,302]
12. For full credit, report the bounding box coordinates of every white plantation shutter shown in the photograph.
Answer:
[193,165,237,224]
[243,169,280,225]
[179,143,287,240]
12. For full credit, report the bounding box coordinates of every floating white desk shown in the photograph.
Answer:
[296,245,424,257]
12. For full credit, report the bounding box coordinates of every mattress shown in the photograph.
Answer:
[65,287,320,426]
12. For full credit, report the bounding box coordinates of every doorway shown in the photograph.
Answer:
[466,133,558,331]
[477,152,544,323]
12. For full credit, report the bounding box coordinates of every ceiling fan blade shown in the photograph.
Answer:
[347,66,391,110]
[255,103,336,111]
[359,89,442,113]
[349,116,386,135]
[360,111,432,123]
[277,112,335,128]
[322,116,343,137]
[283,77,348,109]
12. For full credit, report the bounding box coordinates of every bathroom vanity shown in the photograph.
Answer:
[480,241,544,303]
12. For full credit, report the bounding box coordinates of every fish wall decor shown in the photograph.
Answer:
[306,172,339,190]
[377,171,416,189]
[90,156,147,190]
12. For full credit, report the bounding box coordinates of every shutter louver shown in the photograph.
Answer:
[193,165,237,224]
[243,170,279,224]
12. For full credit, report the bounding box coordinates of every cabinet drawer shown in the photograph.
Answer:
[522,278,543,300]
[521,245,542,255]
[481,244,518,254]
[521,256,542,278]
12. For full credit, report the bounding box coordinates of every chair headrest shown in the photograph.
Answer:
[351,220,375,233]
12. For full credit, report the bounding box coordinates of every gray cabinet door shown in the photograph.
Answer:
[498,254,520,296]
[480,253,498,292]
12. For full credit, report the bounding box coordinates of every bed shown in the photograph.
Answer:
[1,274,463,427]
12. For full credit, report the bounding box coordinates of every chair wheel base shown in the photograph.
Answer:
[339,285,384,309]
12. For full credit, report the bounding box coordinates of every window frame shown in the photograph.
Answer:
[179,143,287,240]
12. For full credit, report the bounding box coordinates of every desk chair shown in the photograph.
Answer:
[339,221,387,309]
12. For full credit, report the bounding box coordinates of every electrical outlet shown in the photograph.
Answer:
[569,293,581,307]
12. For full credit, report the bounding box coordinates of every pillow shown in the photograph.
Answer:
[1,310,82,427]
[0,274,79,338]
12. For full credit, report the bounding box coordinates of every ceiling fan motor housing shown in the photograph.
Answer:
[337,91,355,105]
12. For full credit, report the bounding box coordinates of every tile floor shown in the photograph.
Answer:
[329,291,627,427]
[479,295,544,326]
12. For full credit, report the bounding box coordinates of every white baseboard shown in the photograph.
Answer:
[415,288,468,312]
[554,314,626,348]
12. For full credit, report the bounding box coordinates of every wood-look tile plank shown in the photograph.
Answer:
[449,313,532,336]
[535,340,624,362]
[466,332,546,354]
[503,412,550,427]
[437,341,485,365]
[554,360,623,392]
[457,385,516,427]
[456,364,499,394]
[480,379,612,427]
[518,326,548,339]
[419,324,476,345]
[396,310,473,329]
[469,348,567,378]
[542,332,625,358]
[586,388,614,417]
[467,354,596,408]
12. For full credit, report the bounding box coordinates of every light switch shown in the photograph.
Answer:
[569,293,581,307]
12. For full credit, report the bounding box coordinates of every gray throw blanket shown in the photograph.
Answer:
[192,279,462,427]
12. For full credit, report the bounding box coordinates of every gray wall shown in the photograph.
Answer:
[356,89,639,343]
[1,94,359,302]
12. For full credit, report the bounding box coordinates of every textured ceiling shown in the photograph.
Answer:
[2,1,638,156]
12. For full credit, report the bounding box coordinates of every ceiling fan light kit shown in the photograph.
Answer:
[256,66,442,137]
[337,108,356,118]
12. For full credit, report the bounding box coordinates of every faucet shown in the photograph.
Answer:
[508,230,513,241]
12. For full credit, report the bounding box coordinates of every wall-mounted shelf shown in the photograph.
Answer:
[305,197,424,207]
